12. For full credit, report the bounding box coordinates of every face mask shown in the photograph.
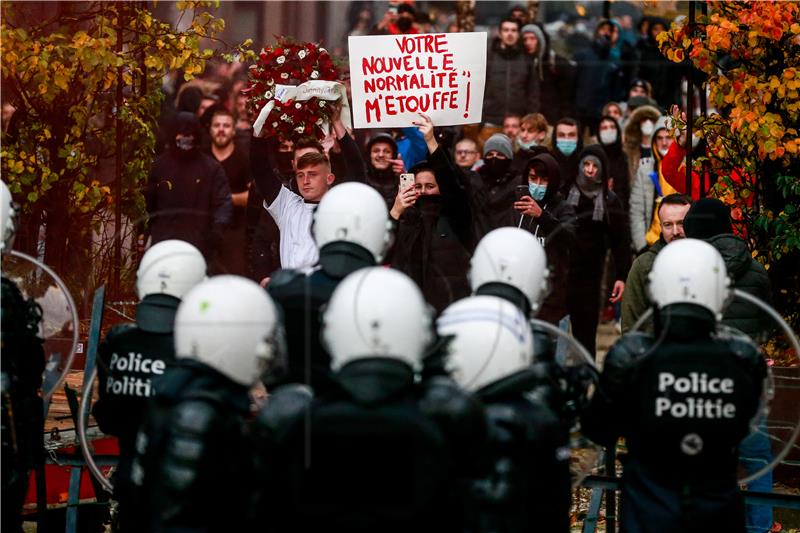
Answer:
[599,129,618,145]
[528,182,547,201]
[175,136,195,151]
[484,157,512,177]
[556,139,577,156]
[640,120,655,136]
[658,147,669,157]
[517,136,538,150]
[691,135,701,149]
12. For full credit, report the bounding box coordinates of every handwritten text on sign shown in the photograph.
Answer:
[348,32,487,128]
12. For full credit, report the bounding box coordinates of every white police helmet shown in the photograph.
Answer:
[1,180,17,252]
[136,240,207,300]
[174,275,283,386]
[312,182,392,262]
[438,295,534,392]
[648,238,731,319]
[322,267,432,371]
[469,227,549,312]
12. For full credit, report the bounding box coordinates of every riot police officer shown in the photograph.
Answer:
[252,267,486,533]
[127,275,284,533]
[92,239,206,529]
[1,180,45,532]
[267,181,392,393]
[438,295,572,533]
[582,239,767,533]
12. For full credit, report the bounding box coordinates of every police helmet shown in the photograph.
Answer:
[136,240,207,300]
[322,267,432,371]
[312,182,392,262]
[174,275,284,386]
[469,227,549,313]
[437,295,534,392]
[648,238,731,319]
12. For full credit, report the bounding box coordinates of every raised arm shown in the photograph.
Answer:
[250,135,283,206]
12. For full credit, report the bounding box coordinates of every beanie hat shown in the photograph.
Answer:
[483,133,514,159]
[684,198,733,239]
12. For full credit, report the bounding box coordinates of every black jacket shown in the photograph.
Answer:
[126,361,252,533]
[391,148,474,312]
[583,306,766,533]
[253,362,486,533]
[146,148,232,261]
[518,154,577,324]
[483,38,540,125]
[93,294,180,500]
[706,234,772,339]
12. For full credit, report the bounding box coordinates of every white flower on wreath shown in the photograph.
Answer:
[272,122,278,128]
[295,102,302,109]
[298,50,307,59]
[280,113,289,121]
[276,56,286,65]
[264,91,273,99]
[281,72,289,79]
[267,79,274,86]
[295,126,305,133]
[318,100,326,107]
[310,70,319,79]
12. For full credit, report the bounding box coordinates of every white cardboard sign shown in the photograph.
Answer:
[348,32,486,128]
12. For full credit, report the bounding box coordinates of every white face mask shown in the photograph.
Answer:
[640,120,655,136]
[691,135,701,149]
[658,147,669,157]
[599,129,618,145]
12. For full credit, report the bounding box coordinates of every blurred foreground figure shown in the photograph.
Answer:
[128,276,284,533]
[1,180,45,533]
[583,239,767,533]
[267,182,391,394]
[253,267,486,533]
[93,239,206,531]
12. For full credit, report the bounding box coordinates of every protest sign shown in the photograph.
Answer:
[348,32,487,128]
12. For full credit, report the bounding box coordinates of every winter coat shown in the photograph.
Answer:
[529,23,577,123]
[466,164,520,241]
[629,158,657,253]
[391,148,474,312]
[620,237,665,334]
[483,38,540,125]
[622,105,662,183]
[598,116,631,208]
[514,153,577,324]
[707,234,772,339]
[635,27,682,109]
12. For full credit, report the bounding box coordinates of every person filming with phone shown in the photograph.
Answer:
[389,113,474,312]
[512,153,577,325]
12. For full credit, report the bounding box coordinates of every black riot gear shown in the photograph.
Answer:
[1,276,45,532]
[583,304,767,533]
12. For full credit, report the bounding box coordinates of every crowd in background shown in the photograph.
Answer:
[145,1,739,358]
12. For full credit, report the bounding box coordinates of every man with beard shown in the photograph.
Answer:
[146,111,232,262]
[621,193,691,334]
[208,108,250,275]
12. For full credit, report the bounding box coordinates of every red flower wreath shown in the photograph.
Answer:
[245,37,340,142]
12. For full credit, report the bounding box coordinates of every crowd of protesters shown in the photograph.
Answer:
[143,1,743,360]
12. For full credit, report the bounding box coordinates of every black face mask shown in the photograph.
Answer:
[414,194,443,216]
[483,158,512,179]
[397,16,413,32]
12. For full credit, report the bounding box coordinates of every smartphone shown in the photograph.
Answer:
[399,173,415,191]
[514,185,530,201]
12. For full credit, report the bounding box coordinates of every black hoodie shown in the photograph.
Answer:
[567,144,631,282]
[597,115,631,207]
[519,153,577,324]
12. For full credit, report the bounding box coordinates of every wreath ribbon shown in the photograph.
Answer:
[253,80,351,137]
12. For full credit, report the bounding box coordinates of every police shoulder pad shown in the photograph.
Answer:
[268,268,306,290]
[256,383,313,434]
[105,323,137,342]
[606,332,655,368]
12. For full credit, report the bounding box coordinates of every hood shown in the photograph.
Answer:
[706,234,751,279]
[526,152,562,204]
[522,23,548,63]
[576,144,611,189]
[623,105,662,151]
[649,115,671,164]
[598,114,624,155]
